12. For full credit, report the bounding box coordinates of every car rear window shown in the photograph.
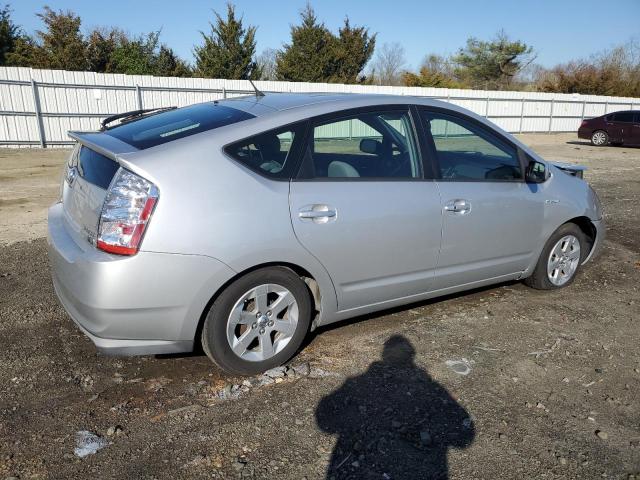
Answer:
[104,103,254,149]
[75,146,119,189]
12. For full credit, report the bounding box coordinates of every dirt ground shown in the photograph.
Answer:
[0,134,639,479]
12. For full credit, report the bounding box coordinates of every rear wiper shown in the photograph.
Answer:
[100,106,177,131]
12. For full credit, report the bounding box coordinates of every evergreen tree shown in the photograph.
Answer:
[0,4,20,66]
[194,3,259,79]
[276,5,335,82]
[31,6,87,70]
[85,28,122,73]
[155,45,192,77]
[452,30,534,89]
[331,18,375,83]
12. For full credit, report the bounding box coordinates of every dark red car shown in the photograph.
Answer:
[578,110,640,146]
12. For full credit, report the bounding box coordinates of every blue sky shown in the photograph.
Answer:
[9,0,640,70]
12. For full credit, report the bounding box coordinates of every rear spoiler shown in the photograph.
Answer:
[548,160,587,179]
[68,131,137,161]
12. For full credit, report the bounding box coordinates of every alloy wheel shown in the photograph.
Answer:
[592,131,607,146]
[226,283,299,362]
[547,235,581,286]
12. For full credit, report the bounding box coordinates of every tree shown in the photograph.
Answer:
[535,40,640,97]
[31,6,87,70]
[155,45,192,77]
[368,42,406,86]
[85,27,122,73]
[402,54,460,88]
[276,4,335,82]
[194,3,259,79]
[109,31,161,75]
[452,30,535,89]
[0,4,20,66]
[331,17,375,83]
[256,47,277,80]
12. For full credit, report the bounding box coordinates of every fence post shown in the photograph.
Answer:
[548,99,555,134]
[604,100,608,115]
[581,100,586,121]
[30,79,46,148]
[135,84,143,110]
[519,98,525,133]
[485,96,490,118]
[222,87,227,99]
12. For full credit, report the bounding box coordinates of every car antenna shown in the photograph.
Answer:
[247,73,265,98]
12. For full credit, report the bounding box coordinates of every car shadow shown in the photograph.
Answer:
[565,140,593,146]
[303,280,521,350]
[315,335,475,479]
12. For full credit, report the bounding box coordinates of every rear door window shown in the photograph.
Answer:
[104,103,254,149]
[304,109,421,179]
[612,111,634,123]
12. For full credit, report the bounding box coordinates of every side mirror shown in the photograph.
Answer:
[525,159,549,183]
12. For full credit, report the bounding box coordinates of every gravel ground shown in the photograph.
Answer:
[0,134,639,479]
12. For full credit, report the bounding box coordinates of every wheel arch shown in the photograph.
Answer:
[193,261,326,350]
[566,215,597,258]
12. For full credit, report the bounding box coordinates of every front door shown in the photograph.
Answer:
[289,107,442,311]
[419,109,545,289]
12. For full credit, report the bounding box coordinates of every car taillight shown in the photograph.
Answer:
[581,120,588,127]
[96,168,159,256]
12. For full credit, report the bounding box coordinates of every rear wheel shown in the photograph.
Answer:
[591,130,608,146]
[201,267,312,375]
[524,223,587,290]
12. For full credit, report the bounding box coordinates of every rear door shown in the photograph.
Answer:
[607,112,635,143]
[418,109,545,289]
[631,112,640,145]
[289,106,442,311]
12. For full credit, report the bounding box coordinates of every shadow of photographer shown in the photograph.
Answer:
[316,335,475,479]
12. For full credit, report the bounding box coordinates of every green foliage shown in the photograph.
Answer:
[30,6,87,70]
[85,28,122,73]
[194,3,259,79]
[276,5,334,82]
[0,4,20,65]
[451,31,534,89]
[330,18,375,83]
[277,6,375,83]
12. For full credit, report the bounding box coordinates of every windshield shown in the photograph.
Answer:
[104,103,254,149]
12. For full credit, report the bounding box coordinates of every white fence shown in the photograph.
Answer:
[1,66,639,147]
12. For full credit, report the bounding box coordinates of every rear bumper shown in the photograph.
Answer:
[577,127,591,140]
[48,202,236,356]
[582,218,605,265]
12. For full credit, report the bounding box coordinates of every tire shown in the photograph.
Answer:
[524,223,587,290]
[590,130,609,146]
[201,267,312,375]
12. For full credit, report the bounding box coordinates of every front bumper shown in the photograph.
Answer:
[48,202,236,356]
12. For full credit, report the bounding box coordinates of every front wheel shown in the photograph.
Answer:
[591,130,609,146]
[201,267,312,375]
[524,223,587,290]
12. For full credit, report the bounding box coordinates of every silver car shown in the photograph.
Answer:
[48,93,604,375]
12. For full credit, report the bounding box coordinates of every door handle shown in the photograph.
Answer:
[298,205,337,223]
[444,199,471,214]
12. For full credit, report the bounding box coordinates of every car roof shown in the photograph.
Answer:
[222,92,444,117]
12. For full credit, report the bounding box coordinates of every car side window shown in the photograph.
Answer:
[612,111,634,123]
[306,110,420,179]
[225,125,303,178]
[421,111,522,181]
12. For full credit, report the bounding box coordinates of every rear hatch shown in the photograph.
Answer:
[60,138,133,248]
[60,102,255,248]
